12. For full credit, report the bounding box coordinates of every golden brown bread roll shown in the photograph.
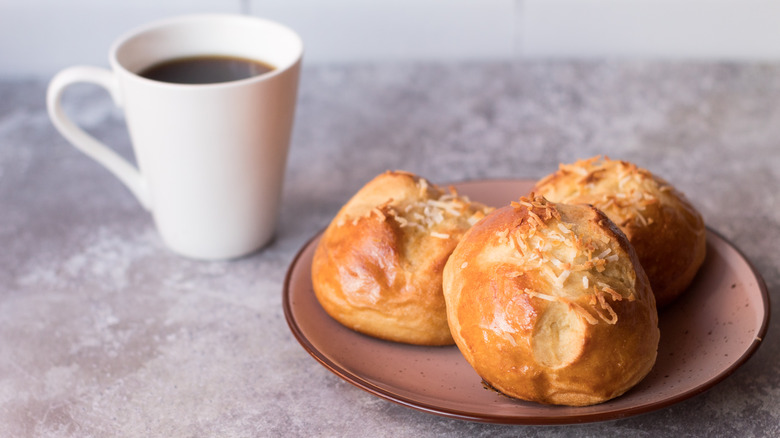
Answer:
[443,196,659,406]
[312,170,492,345]
[533,156,706,308]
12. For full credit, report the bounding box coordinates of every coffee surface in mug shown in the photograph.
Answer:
[139,55,275,84]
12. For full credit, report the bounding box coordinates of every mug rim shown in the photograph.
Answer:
[108,13,304,89]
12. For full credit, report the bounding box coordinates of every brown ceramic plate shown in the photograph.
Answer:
[283,179,769,424]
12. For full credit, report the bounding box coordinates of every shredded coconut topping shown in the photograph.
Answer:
[542,156,665,228]
[340,174,492,242]
[499,194,631,325]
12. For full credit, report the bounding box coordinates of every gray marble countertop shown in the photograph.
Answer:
[1,61,778,437]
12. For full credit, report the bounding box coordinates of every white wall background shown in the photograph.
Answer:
[2,0,780,79]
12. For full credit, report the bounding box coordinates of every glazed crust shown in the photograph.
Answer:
[442,196,660,406]
[533,156,707,308]
[311,171,492,346]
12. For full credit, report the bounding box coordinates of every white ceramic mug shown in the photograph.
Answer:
[47,14,303,260]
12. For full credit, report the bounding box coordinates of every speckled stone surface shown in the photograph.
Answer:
[1,61,778,437]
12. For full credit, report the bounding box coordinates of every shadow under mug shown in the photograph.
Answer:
[47,14,303,260]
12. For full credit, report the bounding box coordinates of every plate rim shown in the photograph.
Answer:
[282,178,771,425]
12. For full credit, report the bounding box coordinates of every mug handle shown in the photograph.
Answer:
[47,66,151,210]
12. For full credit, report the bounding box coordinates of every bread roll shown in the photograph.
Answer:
[312,171,492,345]
[443,196,659,406]
[533,156,706,308]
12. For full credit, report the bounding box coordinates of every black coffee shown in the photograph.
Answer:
[139,55,275,84]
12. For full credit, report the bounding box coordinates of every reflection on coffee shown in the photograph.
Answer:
[139,55,275,84]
